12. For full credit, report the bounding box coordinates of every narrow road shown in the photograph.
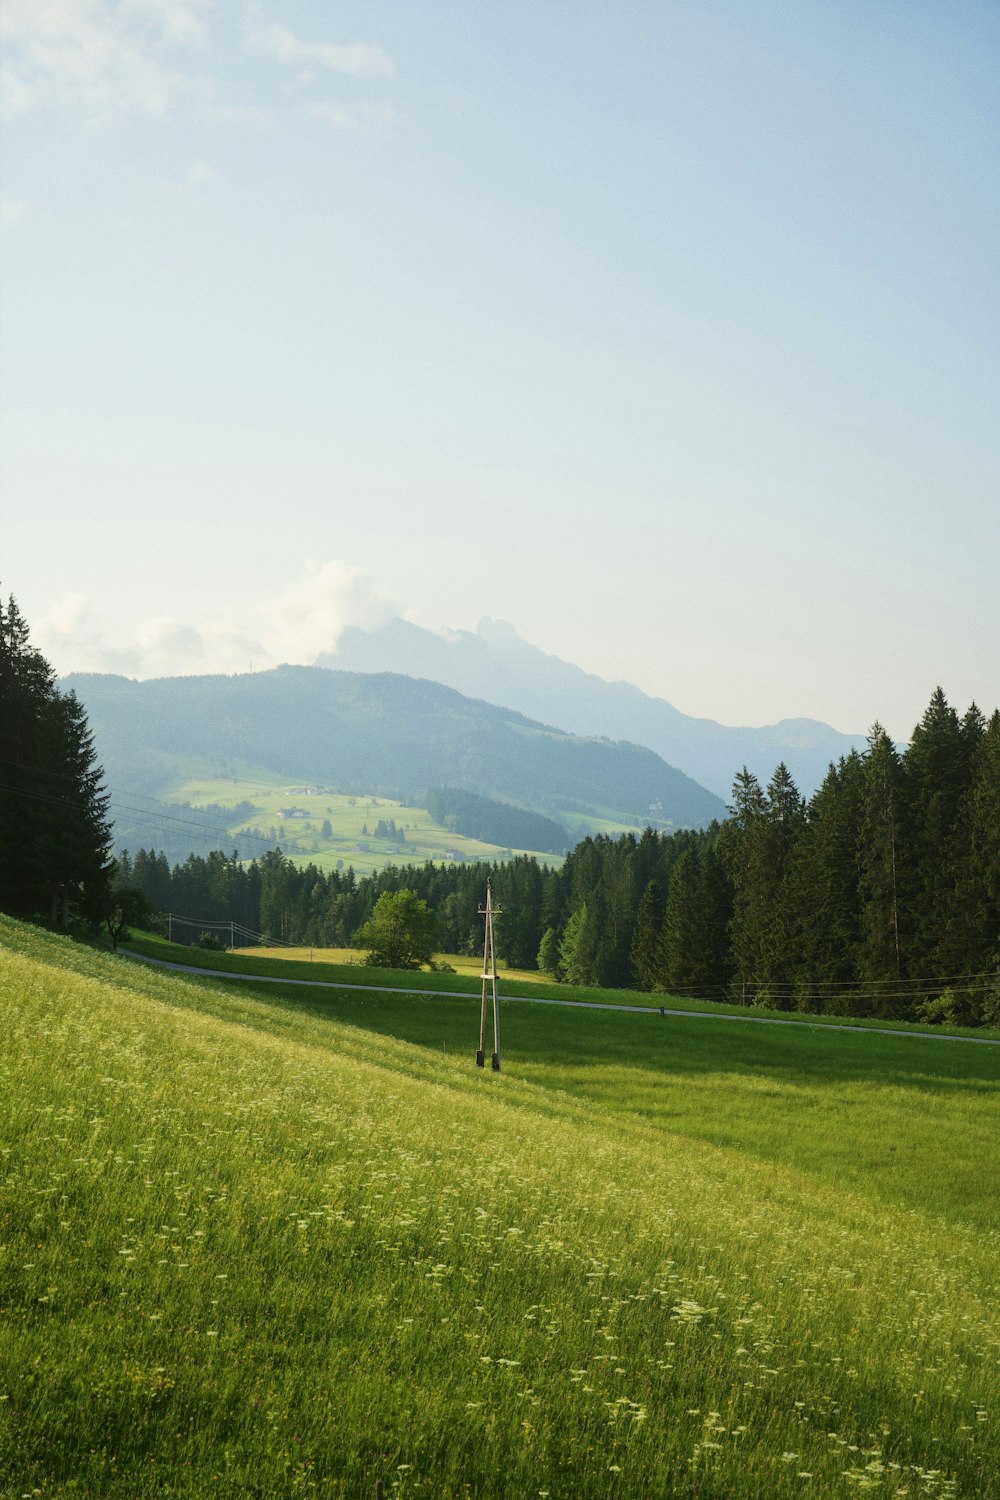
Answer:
[123,950,1000,1046]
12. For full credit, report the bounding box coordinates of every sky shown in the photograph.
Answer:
[1,0,997,742]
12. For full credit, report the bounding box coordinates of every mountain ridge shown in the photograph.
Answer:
[317,617,867,797]
[62,665,727,848]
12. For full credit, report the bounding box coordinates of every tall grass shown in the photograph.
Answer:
[1,917,997,1497]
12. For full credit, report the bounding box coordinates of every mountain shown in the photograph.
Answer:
[317,618,867,798]
[63,666,726,845]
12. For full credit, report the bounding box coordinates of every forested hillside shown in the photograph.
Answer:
[63,665,725,836]
[123,688,999,1026]
[425,786,567,854]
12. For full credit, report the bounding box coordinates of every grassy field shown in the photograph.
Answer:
[230,946,546,987]
[2,917,998,1498]
[170,774,566,875]
[131,933,998,1040]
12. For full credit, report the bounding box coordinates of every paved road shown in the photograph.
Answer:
[123,950,1000,1046]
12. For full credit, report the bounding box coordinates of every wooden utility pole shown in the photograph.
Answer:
[477,877,502,1071]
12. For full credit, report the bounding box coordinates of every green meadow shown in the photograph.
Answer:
[2,918,998,1498]
[171,775,565,875]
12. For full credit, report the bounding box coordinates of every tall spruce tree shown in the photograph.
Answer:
[936,708,1000,979]
[758,763,806,1001]
[655,843,732,995]
[787,752,865,1011]
[0,594,113,925]
[904,688,971,973]
[630,878,662,990]
[722,768,768,1000]
[857,725,909,1011]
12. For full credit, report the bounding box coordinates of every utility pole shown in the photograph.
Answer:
[477,877,502,1071]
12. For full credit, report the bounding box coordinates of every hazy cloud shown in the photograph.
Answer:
[35,562,395,679]
[0,0,213,119]
[119,0,208,49]
[263,561,396,664]
[35,594,265,679]
[302,100,393,131]
[245,23,394,79]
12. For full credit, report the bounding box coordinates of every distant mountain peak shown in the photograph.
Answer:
[316,616,866,798]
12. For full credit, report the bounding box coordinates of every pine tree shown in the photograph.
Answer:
[0,594,112,924]
[656,848,704,992]
[629,879,662,990]
[560,903,599,986]
[936,709,1000,978]
[758,763,806,1001]
[857,725,909,1012]
[722,768,780,1000]
[904,688,971,972]
[655,844,733,996]
[788,753,865,1011]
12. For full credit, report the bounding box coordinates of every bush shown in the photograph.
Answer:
[917,987,983,1027]
[353,890,439,970]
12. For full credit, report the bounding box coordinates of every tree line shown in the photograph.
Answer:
[119,688,999,1026]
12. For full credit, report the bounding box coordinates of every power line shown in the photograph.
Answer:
[0,778,282,852]
[162,913,296,949]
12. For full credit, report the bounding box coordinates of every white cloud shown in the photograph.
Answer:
[263,561,396,664]
[0,0,213,120]
[0,5,390,129]
[120,0,209,49]
[35,594,265,678]
[35,562,395,680]
[245,23,394,79]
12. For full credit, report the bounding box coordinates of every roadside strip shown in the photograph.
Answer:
[123,950,1000,1046]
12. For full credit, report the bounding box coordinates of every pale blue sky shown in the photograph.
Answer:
[2,1,997,740]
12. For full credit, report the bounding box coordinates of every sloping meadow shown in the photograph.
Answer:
[1,920,997,1498]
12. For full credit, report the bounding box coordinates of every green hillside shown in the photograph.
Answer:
[161,773,562,876]
[61,667,726,851]
[2,918,997,1498]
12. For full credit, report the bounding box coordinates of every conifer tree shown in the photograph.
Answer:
[904,688,971,971]
[857,725,909,1011]
[936,709,1000,978]
[722,766,805,1003]
[559,903,599,986]
[629,878,662,990]
[657,842,733,995]
[0,594,112,924]
[788,752,865,1010]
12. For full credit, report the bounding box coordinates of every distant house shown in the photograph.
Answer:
[385,845,398,855]
[279,807,308,819]
[444,849,463,862]
[355,841,370,852]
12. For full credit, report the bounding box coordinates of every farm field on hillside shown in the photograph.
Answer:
[171,774,566,875]
[231,944,546,987]
[2,917,998,1499]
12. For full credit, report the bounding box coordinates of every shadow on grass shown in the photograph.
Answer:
[181,966,1000,1097]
